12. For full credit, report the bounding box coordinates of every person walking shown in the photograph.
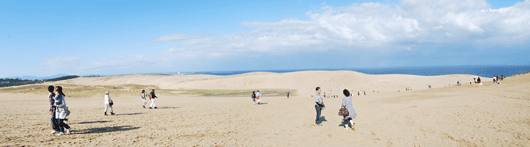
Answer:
[341,89,357,131]
[256,90,262,104]
[149,89,158,109]
[251,91,256,104]
[104,91,114,115]
[141,90,147,108]
[54,86,71,135]
[48,85,60,134]
[314,87,324,126]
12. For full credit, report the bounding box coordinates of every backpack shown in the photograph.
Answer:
[338,107,349,116]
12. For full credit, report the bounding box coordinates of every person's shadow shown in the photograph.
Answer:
[157,106,180,109]
[73,125,140,134]
[75,120,111,124]
[114,112,144,116]
[320,116,327,122]
[257,102,268,105]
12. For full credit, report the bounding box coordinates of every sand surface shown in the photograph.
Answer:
[1,71,529,146]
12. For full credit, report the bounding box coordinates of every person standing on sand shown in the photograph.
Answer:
[251,91,256,104]
[341,89,357,131]
[149,89,158,109]
[141,90,147,108]
[48,85,60,134]
[54,86,71,135]
[256,90,262,104]
[314,87,324,126]
[104,91,114,115]
[477,77,482,86]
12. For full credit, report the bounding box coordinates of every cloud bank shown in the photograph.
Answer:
[69,0,530,73]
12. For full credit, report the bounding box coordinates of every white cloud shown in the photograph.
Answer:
[81,0,530,71]
[42,57,81,70]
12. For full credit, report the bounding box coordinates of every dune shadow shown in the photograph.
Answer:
[76,120,111,124]
[257,102,268,105]
[73,125,140,134]
[157,106,180,109]
[115,112,143,116]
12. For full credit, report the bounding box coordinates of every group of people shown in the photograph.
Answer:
[47,86,161,136]
[251,90,262,104]
[141,89,158,109]
[314,87,358,131]
[474,77,482,86]
[493,75,503,84]
[48,85,71,135]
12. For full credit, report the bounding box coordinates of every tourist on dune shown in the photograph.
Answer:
[251,91,256,104]
[48,85,60,135]
[477,77,482,86]
[149,89,158,109]
[341,89,357,131]
[314,87,325,126]
[54,86,71,135]
[141,90,147,108]
[256,90,262,104]
[104,91,114,115]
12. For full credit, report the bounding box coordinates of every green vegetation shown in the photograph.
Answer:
[0,84,176,98]
[0,75,80,88]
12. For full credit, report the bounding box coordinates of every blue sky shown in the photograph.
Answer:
[1,0,529,77]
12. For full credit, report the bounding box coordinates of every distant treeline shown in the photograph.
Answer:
[0,75,80,88]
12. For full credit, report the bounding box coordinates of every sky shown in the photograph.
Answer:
[1,0,529,78]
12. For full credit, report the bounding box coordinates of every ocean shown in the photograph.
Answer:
[179,65,530,78]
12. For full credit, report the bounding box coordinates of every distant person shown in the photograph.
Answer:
[501,75,504,81]
[474,78,477,83]
[341,89,357,131]
[141,90,147,108]
[323,92,326,98]
[48,85,60,134]
[149,89,158,109]
[493,75,497,84]
[287,92,290,98]
[104,91,114,115]
[251,91,256,104]
[477,77,482,86]
[256,90,262,104]
[314,87,324,126]
[54,86,70,135]
[363,91,366,96]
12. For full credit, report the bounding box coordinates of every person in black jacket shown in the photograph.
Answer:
[48,85,60,134]
[251,91,256,104]
[149,89,158,109]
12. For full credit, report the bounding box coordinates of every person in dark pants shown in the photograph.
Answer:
[314,87,324,126]
[54,86,70,135]
[48,85,60,134]
[251,91,256,104]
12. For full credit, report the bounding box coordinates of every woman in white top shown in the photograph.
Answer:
[141,90,147,109]
[104,91,114,115]
[54,86,71,135]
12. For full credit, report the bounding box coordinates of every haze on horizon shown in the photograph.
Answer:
[1,0,529,78]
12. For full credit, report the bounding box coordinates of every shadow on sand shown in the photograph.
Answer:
[73,125,140,134]
[320,116,327,122]
[114,112,144,116]
[257,102,268,105]
[76,120,111,124]
[157,106,180,109]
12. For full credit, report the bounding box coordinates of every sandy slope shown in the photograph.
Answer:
[1,71,528,146]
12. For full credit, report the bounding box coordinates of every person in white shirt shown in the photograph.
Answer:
[256,90,262,104]
[104,91,114,115]
[141,90,147,109]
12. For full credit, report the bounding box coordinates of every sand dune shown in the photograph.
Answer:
[2,71,526,146]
